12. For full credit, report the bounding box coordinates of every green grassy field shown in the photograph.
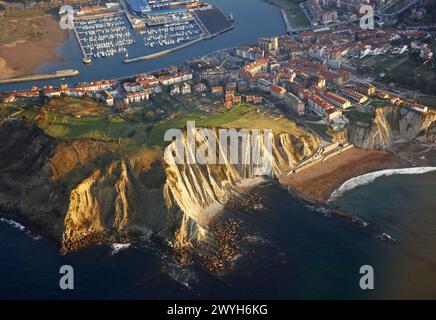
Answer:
[5,102,305,148]
[145,104,303,147]
[266,0,310,28]
[373,55,436,82]
[38,113,133,141]
[345,109,374,125]
[370,99,394,108]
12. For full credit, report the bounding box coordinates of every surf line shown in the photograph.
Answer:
[328,167,436,202]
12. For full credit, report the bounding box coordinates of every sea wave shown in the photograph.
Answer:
[328,167,436,202]
[0,217,25,231]
[0,217,42,240]
[0,218,26,231]
[111,243,131,255]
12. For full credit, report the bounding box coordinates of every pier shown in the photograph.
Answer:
[124,35,205,63]
[72,19,87,60]
[0,70,80,84]
[280,9,292,34]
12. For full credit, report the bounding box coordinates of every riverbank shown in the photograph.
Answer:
[280,147,408,202]
[0,11,68,80]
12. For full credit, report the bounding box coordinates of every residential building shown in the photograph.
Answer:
[284,92,305,116]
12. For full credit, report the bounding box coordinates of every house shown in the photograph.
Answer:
[226,82,237,92]
[3,94,16,103]
[43,86,61,98]
[225,90,235,102]
[124,81,143,93]
[325,107,342,122]
[271,84,287,99]
[307,94,341,122]
[76,80,116,92]
[181,82,191,95]
[236,81,248,93]
[357,83,376,96]
[68,89,87,98]
[198,66,227,86]
[158,71,193,86]
[137,74,159,87]
[101,91,114,106]
[211,86,224,96]
[124,90,149,104]
[341,88,368,104]
[257,78,272,93]
[194,83,207,93]
[323,91,351,109]
[170,85,180,96]
[283,92,305,116]
[59,84,70,93]
[412,104,428,113]
[236,46,265,61]
[240,59,270,79]
[253,96,263,105]
[7,88,40,100]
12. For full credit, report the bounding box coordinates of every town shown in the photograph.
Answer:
[2,0,436,302]
[0,0,435,148]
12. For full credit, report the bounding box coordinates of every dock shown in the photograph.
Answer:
[124,36,205,63]
[280,9,292,33]
[0,70,80,84]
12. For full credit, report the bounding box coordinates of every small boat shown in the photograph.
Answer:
[380,232,396,242]
[83,57,92,64]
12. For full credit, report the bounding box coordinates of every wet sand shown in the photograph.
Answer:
[280,147,407,202]
[0,14,68,80]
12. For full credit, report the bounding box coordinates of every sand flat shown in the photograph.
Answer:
[0,13,68,79]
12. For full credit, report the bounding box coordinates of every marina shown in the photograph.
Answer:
[139,20,203,48]
[70,1,233,64]
[0,0,285,91]
[74,12,135,61]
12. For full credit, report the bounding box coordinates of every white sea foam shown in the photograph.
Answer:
[328,167,436,202]
[0,218,42,241]
[0,218,25,231]
[111,243,131,255]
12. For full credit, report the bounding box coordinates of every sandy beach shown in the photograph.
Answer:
[0,13,68,80]
[280,147,408,202]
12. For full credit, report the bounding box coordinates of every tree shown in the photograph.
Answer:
[144,110,156,121]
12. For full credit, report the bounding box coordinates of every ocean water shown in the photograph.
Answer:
[332,171,436,299]
[2,174,436,299]
[2,0,436,299]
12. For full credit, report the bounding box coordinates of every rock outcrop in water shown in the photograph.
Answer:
[0,119,319,251]
[349,106,436,149]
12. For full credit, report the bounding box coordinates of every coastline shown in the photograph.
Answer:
[279,147,409,203]
[0,13,68,80]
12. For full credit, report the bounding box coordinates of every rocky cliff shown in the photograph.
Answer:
[349,106,436,150]
[0,120,318,252]
[164,128,319,244]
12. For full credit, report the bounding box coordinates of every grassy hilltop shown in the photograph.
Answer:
[2,97,303,149]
